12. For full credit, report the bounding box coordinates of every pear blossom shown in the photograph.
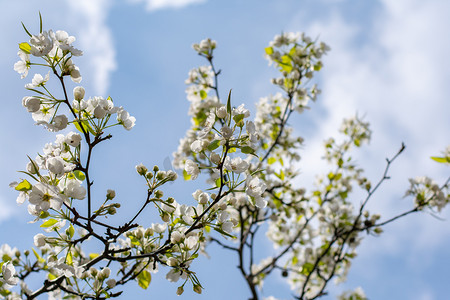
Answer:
[14,50,30,78]
[232,104,250,118]
[29,31,53,57]
[198,109,216,138]
[117,107,136,130]
[26,72,50,89]
[50,30,82,56]
[62,179,86,200]
[22,96,41,113]
[28,182,65,212]
[224,156,249,174]
[185,159,200,180]
[65,132,82,147]
[1,262,19,286]
[34,233,46,247]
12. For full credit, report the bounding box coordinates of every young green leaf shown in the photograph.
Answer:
[137,270,152,289]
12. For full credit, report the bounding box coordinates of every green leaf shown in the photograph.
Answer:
[265,46,274,55]
[40,219,58,228]
[32,248,45,264]
[15,179,32,191]
[67,224,75,239]
[431,156,449,164]
[89,253,100,260]
[74,119,96,135]
[207,140,220,151]
[19,42,31,54]
[39,12,43,33]
[301,262,314,275]
[213,227,236,239]
[66,251,73,265]
[200,90,207,100]
[137,270,152,289]
[73,170,86,181]
[215,177,221,188]
[233,114,245,124]
[21,22,32,37]
[241,146,258,157]
[183,170,191,181]
[268,157,276,165]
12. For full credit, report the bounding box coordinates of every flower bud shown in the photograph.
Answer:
[155,190,164,198]
[210,152,221,165]
[106,279,116,288]
[73,86,85,101]
[156,171,166,180]
[136,164,148,176]
[176,286,184,296]
[161,212,170,223]
[216,106,227,119]
[145,228,154,237]
[106,189,116,200]
[193,284,202,294]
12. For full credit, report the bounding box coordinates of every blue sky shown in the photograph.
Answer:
[1,0,449,299]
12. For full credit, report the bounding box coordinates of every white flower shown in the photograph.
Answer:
[185,159,200,180]
[50,30,82,56]
[190,140,203,153]
[65,132,82,147]
[46,157,66,175]
[166,268,187,282]
[224,157,249,174]
[63,179,86,200]
[246,176,267,208]
[14,50,30,78]
[26,72,50,89]
[22,96,41,113]
[152,223,167,234]
[33,233,46,247]
[170,231,185,244]
[48,114,69,132]
[1,262,19,286]
[28,182,65,211]
[198,109,216,138]
[29,31,53,57]
[233,104,250,118]
[117,107,136,130]
[222,221,233,233]
[220,125,233,139]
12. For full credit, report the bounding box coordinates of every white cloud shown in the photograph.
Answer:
[66,0,116,95]
[129,0,206,12]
